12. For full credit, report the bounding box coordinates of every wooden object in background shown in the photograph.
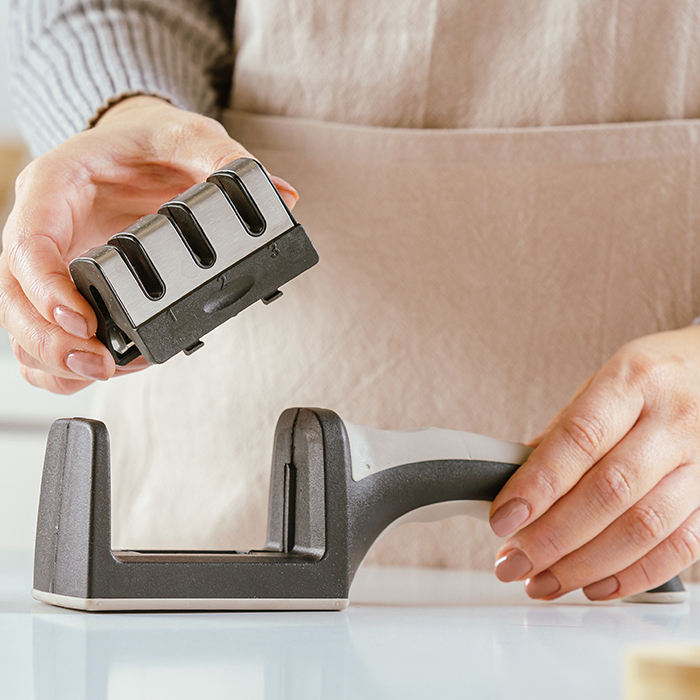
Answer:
[626,645,700,700]
[0,141,27,241]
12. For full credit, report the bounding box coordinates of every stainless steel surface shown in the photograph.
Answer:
[216,157,295,239]
[73,244,145,327]
[72,160,296,327]
[121,213,213,319]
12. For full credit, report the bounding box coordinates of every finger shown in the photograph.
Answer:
[9,334,78,379]
[3,161,99,337]
[526,376,596,449]
[193,135,299,209]
[114,356,151,374]
[494,415,683,581]
[490,365,645,538]
[522,462,700,599]
[268,175,299,210]
[0,272,115,381]
[145,112,300,210]
[19,364,94,395]
[582,506,700,602]
[14,327,148,382]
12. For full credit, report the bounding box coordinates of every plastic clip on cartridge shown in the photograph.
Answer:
[69,158,318,366]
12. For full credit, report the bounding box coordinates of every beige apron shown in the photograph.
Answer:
[96,109,700,578]
[90,0,700,581]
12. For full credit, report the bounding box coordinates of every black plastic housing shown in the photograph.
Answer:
[71,225,317,365]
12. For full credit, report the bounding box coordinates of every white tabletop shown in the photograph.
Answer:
[1,551,699,700]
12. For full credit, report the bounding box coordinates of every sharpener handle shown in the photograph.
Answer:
[342,420,686,602]
[343,420,532,484]
[343,421,529,572]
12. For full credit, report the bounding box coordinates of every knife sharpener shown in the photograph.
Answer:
[69,158,318,366]
[32,408,687,611]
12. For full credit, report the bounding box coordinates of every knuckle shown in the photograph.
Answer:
[529,528,566,562]
[14,158,40,196]
[628,352,662,385]
[590,464,634,515]
[561,412,606,461]
[26,268,62,305]
[9,336,24,363]
[618,344,658,378]
[634,557,656,589]
[28,324,60,368]
[161,113,223,149]
[530,467,563,504]
[18,363,40,389]
[627,503,669,547]
[670,523,700,566]
[613,344,666,393]
[671,397,700,432]
[4,237,25,273]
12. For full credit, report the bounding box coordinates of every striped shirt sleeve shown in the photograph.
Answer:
[9,0,234,156]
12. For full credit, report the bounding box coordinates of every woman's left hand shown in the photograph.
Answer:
[489,325,700,601]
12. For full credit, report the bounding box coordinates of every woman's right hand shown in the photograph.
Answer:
[0,96,298,394]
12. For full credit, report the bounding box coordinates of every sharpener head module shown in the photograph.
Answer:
[69,159,318,365]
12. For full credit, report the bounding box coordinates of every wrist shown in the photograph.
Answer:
[91,94,174,129]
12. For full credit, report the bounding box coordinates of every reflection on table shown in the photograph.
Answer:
[1,553,699,700]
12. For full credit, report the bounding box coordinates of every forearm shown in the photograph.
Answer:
[9,0,234,156]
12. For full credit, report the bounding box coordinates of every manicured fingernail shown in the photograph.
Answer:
[490,498,531,537]
[65,351,108,380]
[525,570,561,599]
[583,576,620,601]
[271,177,299,208]
[54,306,90,339]
[495,549,533,582]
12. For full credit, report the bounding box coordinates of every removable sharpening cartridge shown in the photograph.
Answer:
[69,158,318,366]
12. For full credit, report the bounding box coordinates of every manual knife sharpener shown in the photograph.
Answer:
[69,158,318,366]
[32,408,687,611]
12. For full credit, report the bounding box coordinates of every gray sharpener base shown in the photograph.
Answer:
[32,408,687,610]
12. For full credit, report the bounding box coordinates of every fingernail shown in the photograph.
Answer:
[271,177,299,208]
[54,306,90,339]
[65,351,108,380]
[525,570,561,599]
[495,549,533,582]
[490,498,531,537]
[583,576,620,601]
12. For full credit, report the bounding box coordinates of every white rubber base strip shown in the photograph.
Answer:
[623,590,689,604]
[32,589,349,612]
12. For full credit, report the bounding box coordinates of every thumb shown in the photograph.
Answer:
[156,109,300,210]
[206,140,299,211]
[97,96,300,209]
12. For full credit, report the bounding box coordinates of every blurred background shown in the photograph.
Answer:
[0,0,95,550]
